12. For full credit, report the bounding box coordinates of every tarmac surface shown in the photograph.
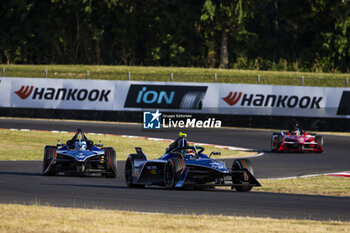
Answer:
[0,118,349,221]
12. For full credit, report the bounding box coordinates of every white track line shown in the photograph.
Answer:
[6,128,350,178]
[10,128,262,155]
[264,171,350,180]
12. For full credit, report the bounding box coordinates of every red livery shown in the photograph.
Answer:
[271,127,324,153]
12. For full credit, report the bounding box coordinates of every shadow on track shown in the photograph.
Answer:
[0,171,42,176]
[53,183,260,194]
[51,183,128,190]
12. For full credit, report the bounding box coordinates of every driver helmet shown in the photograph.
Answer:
[81,141,87,150]
[186,149,196,157]
[291,128,300,136]
[74,140,87,150]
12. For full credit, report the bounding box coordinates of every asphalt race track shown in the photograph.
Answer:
[0,118,349,221]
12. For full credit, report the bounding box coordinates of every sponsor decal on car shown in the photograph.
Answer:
[209,161,225,170]
[146,165,159,175]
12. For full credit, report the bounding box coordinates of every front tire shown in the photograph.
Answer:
[271,134,278,151]
[315,135,324,147]
[164,157,185,189]
[277,134,285,152]
[125,154,145,188]
[232,159,254,192]
[315,135,324,153]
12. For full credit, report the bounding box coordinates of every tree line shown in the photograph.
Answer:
[1,0,349,72]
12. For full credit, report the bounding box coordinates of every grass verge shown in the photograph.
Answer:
[0,129,254,160]
[256,175,350,197]
[1,64,349,87]
[0,204,349,233]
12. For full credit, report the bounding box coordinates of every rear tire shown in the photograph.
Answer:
[232,159,254,192]
[277,134,284,152]
[43,146,57,176]
[271,133,284,152]
[164,157,185,189]
[103,147,117,178]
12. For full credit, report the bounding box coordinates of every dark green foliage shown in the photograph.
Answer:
[0,0,349,72]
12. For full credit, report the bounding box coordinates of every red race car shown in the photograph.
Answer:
[271,127,324,153]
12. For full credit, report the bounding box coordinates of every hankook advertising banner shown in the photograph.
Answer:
[0,77,349,118]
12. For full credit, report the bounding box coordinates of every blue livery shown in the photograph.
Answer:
[43,129,117,177]
[125,132,261,191]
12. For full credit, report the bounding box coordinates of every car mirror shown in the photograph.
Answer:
[95,140,103,147]
[209,152,221,157]
[57,139,64,147]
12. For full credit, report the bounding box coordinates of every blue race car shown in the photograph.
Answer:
[43,129,117,178]
[125,132,260,191]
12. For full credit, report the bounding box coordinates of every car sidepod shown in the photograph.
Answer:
[183,159,228,185]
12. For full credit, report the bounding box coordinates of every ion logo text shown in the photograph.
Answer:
[137,87,174,104]
[125,84,207,109]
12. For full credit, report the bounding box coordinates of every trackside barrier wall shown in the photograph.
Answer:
[0,77,350,131]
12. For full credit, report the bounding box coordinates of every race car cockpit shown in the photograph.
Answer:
[166,132,190,153]
[165,132,204,159]
[288,123,304,136]
[66,129,93,150]
[74,140,87,150]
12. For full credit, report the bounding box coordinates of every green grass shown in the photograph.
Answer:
[1,204,349,233]
[256,175,350,197]
[1,127,349,197]
[0,128,253,161]
[1,64,350,87]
